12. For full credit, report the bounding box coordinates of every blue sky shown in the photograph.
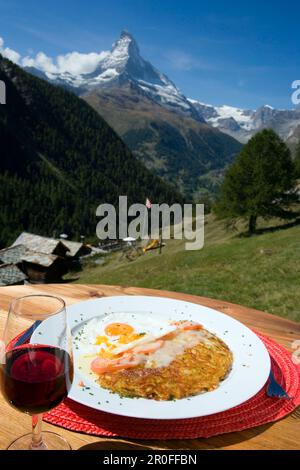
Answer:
[0,0,299,108]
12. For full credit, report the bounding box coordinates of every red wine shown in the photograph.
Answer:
[0,345,73,414]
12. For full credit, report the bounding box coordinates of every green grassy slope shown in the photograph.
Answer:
[72,216,300,322]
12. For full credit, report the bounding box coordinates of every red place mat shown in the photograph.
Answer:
[43,333,300,439]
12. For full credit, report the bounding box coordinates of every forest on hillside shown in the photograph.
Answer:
[0,56,181,247]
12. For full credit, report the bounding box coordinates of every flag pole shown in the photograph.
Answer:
[143,198,151,241]
[159,233,162,254]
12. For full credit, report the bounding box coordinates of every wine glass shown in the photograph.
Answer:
[0,295,73,450]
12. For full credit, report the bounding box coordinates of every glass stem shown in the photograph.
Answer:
[31,414,45,450]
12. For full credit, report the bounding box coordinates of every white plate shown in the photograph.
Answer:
[31,295,270,420]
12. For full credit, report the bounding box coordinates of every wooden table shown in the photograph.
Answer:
[0,284,299,450]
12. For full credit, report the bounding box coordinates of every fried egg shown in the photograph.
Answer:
[78,312,177,358]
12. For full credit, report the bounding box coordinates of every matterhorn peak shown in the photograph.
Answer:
[119,30,136,41]
[111,30,140,60]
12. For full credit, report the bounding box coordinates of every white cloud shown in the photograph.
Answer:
[0,35,108,76]
[22,50,108,76]
[22,52,57,73]
[3,48,21,63]
[56,51,108,75]
[0,36,21,64]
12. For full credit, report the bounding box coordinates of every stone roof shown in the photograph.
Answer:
[0,264,27,286]
[21,251,59,268]
[12,232,69,255]
[0,244,28,264]
[0,244,59,268]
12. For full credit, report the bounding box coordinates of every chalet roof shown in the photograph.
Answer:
[0,244,59,268]
[21,251,59,268]
[0,244,28,264]
[12,232,69,256]
[0,264,27,286]
[59,240,83,257]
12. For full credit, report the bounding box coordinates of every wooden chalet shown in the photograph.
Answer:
[0,243,68,284]
[0,232,93,284]
[19,250,68,283]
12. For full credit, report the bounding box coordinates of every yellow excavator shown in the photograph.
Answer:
[143,239,160,253]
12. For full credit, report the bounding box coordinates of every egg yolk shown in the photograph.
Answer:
[104,323,135,336]
[98,347,116,359]
[118,332,143,344]
[95,335,110,346]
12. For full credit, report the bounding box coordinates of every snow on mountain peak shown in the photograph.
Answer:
[189,98,300,143]
[112,30,139,53]
[110,30,141,66]
[95,31,202,118]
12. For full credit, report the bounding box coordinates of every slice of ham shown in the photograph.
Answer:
[91,353,142,374]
